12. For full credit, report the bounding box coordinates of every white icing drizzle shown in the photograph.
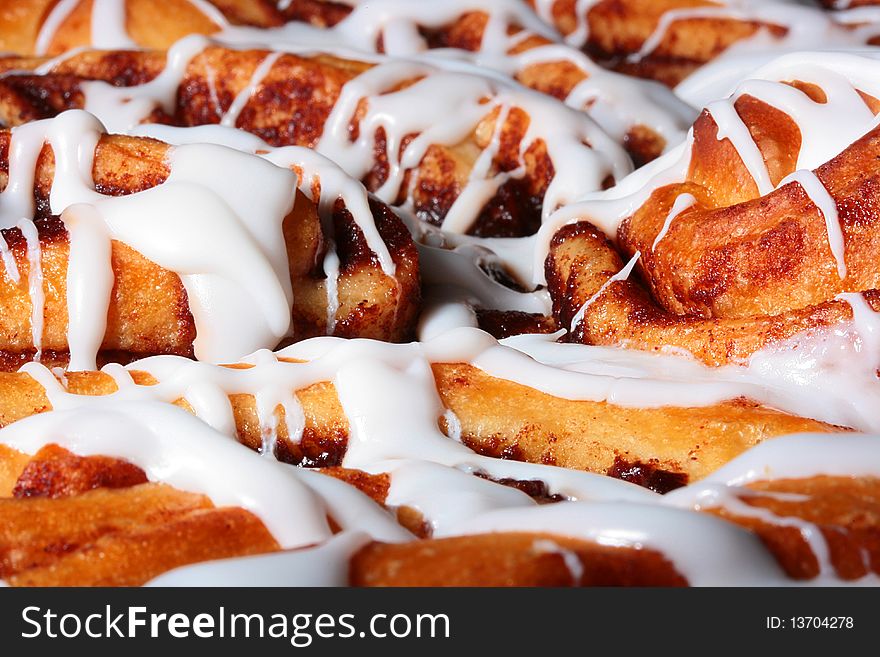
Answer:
[6,325,880,585]
[322,245,341,336]
[676,482,836,577]
[384,461,539,536]
[651,192,696,252]
[28,0,695,171]
[33,46,91,75]
[301,0,692,148]
[0,110,427,367]
[0,232,19,283]
[416,240,551,316]
[531,538,585,584]
[13,5,690,278]
[741,294,880,433]
[219,51,283,128]
[8,314,875,451]
[439,103,519,234]
[569,251,641,333]
[665,433,880,585]
[133,123,397,278]
[311,57,629,232]
[451,500,790,586]
[147,531,375,587]
[64,204,113,371]
[90,0,138,50]
[632,5,752,64]
[4,0,880,589]
[834,5,880,32]
[531,0,872,76]
[707,97,774,195]
[567,0,602,47]
[534,51,880,286]
[203,63,223,118]
[185,0,231,31]
[295,468,413,543]
[532,0,560,27]
[674,2,880,107]
[0,401,333,548]
[80,34,212,134]
[36,0,229,55]
[1,110,302,367]
[25,35,635,234]
[532,135,693,284]
[442,408,463,443]
[231,2,692,153]
[35,0,80,56]
[0,119,52,228]
[778,169,846,278]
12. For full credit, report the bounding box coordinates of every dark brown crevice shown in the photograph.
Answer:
[606,456,688,494]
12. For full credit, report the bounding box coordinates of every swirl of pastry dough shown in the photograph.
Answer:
[0,0,696,166]
[0,39,631,238]
[0,111,420,369]
[543,52,880,367]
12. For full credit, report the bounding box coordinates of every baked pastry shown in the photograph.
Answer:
[0,1,878,588]
[542,51,880,380]
[0,0,281,55]
[0,29,643,337]
[0,334,836,481]
[1,412,876,585]
[0,41,634,238]
[0,0,696,166]
[259,0,698,166]
[0,111,420,369]
[529,0,880,105]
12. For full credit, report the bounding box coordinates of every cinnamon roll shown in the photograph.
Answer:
[0,0,877,589]
[0,40,632,238]
[530,0,880,102]
[0,111,420,369]
[0,336,837,483]
[0,0,696,166]
[542,52,880,384]
[1,420,876,586]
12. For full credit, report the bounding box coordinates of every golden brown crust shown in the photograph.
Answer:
[202,0,283,27]
[0,0,273,57]
[434,362,840,483]
[0,2,674,163]
[3,445,880,586]
[0,444,690,587]
[620,103,880,319]
[0,444,282,586]
[6,504,281,586]
[547,91,880,365]
[546,221,873,366]
[12,443,148,498]
[715,476,880,581]
[351,533,688,586]
[529,0,786,87]
[0,46,570,237]
[0,0,872,590]
[288,5,670,163]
